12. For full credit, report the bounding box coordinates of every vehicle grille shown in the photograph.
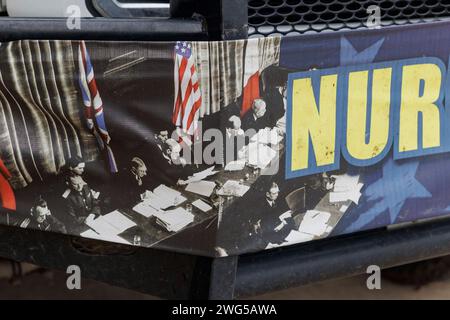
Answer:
[248,0,450,37]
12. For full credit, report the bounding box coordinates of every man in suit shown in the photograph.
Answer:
[63,155,105,207]
[254,182,296,247]
[223,115,247,165]
[20,196,66,233]
[305,172,335,210]
[118,157,156,208]
[151,138,202,187]
[241,98,272,133]
[155,130,169,154]
[65,174,101,225]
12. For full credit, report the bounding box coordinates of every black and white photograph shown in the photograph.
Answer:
[3,0,450,302]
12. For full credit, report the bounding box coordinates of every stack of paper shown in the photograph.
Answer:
[217,180,250,197]
[142,191,176,210]
[285,230,315,244]
[298,210,331,237]
[224,160,246,171]
[135,186,187,215]
[83,210,136,244]
[150,185,187,209]
[247,142,278,169]
[185,180,216,197]
[102,211,137,233]
[85,216,119,236]
[192,199,213,212]
[132,201,159,217]
[153,208,195,232]
[154,184,182,199]
[250,128,282,145]
[185,166,219,183]
[265,231,315,249]
[329,174,364,205]
[80,229,131,245]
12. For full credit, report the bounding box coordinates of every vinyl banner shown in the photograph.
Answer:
[2,21,450,257]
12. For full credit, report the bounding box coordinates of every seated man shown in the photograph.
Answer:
[118,157,155,208]
[20,196,66,233]
[155,130,169,152]
[255,182,296,247]
[62,156,101,202]
[305,172,335,210]
[224,115,247,165]
[241,98,272,132]
[164,138,187,167]
[151,138,203,187]
[162,138,202,186]
[65,174,101,225]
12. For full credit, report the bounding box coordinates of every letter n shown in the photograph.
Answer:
[289,74,338,177]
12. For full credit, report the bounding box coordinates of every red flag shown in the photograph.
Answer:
[241,39,260,116]
[0,159,15,211]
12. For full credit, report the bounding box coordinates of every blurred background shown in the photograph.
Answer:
[2,257,450,299]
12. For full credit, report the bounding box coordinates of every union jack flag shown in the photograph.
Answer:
[172,41,202,136]
[78,41,118,173]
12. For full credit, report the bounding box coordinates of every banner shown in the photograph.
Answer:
[2,21,450,257]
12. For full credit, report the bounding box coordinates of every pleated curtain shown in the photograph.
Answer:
[0,40,98,189]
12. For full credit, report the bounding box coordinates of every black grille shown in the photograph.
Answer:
[248,0,450,37]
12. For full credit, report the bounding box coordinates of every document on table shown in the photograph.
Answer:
[102,210,137,234]
[328,174,363,204]
[266,230,314,249]
[298,210,331,237]
[132,202,159,218]
[152,185,187,208]
[185,166,219,183]
[154,208,195,232]
[85,216,121,236]
[332,174,360,192]
[285,230,315,244]
[192,199,212,212]
[250,128,282,145]
[80,230,131,245]
[154,184,181,199]
[141,191,169,210]
[224,160,246,171]
[185,181,216,197]
[247,142,277,169]
[217,180,250,197]
[330,182,363,205]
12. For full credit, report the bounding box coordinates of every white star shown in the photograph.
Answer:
[181,48,186,53]
[183,42,187,47]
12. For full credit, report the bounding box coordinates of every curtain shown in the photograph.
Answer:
[192,36,281,117]
[0,40,98,189]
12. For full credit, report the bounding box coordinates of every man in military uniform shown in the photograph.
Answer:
[65,174,101,225]
[20,196,66,233]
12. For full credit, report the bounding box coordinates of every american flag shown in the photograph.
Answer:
[172,41,202,136]
[78,41,118,173]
